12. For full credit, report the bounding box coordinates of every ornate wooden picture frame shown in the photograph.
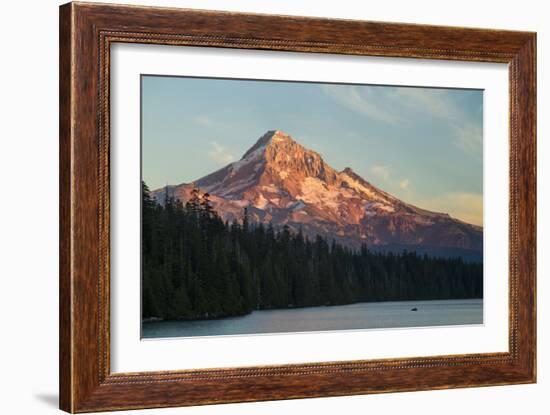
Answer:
[59,2,536,412]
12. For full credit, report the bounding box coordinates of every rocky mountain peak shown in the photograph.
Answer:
[154,130,483,257]
[270,129,294,143]
[263,133,338,184]
[235,130,337,185]
[241,130,294,159]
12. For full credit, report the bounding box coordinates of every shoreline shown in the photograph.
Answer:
[142,297,483,325]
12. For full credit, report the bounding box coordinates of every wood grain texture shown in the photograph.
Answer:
[59,3,73,412]
[59,2,537,412]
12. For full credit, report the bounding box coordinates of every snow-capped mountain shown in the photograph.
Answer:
[153,130,483,257]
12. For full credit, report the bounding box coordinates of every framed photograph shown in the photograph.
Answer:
[59,2,536,412]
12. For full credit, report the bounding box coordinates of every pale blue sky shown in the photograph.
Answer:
[142,75,483,225]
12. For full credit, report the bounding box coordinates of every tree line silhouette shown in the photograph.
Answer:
[142,181,483,321]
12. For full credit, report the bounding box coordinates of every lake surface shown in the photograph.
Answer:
[142,299,483,339]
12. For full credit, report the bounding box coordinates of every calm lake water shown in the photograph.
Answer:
[142,299,483,339]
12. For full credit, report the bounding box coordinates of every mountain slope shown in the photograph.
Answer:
[153,130,483,256]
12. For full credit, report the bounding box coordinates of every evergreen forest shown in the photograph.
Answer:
[141,182,483,321]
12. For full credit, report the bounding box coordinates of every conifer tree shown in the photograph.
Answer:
[185,183,201,215]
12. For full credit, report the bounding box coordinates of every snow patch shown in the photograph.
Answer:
[202,183,221,193]
[272,134,286,142]
[231,145,266,174]
[231,200,250,208]
[413,215,434,225]
[254,194,269,209]
[297,177,341,211]
[341,173,386,202]
[218,177,257,197]
[261,185,280,193]
[291,201,306,211]
[374,203,395,213]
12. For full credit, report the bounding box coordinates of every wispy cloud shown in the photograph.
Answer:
[370,164,391,181]
[208,141,234,164]
[371,165,411,193]
[195,115,211,126]
[321,84,482,159]
[453,123,483,158]
[393,88,483,159]
[391,88,458,121]
[418,192,483,226]
[320,85,399,123]
[392,88,483,159]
